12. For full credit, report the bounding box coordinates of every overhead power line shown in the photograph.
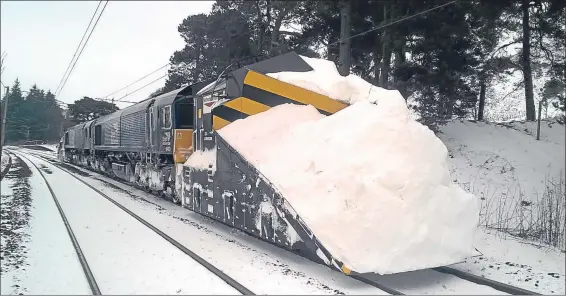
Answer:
[326,0,459,48]
[101,63,170,100]
[114,74,168,104]
[54,1,102,96]
[56,0,109,100]
[97,0,457,108]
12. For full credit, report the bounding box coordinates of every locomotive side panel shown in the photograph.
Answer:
[100,117,121,148]
[82,121,94,151]
[64,124,84,150]
[120,111,147,151]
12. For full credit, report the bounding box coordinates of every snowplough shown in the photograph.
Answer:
[181,51,478,276]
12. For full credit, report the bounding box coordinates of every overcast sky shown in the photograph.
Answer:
[1,0,214,108]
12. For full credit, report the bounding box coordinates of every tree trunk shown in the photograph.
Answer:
[478,75,486,121]
[194,46,202,82]
[393,30,407,98]
[522,0,536,121]
[338,0,351,76]
[327,43,336,62]
[373,45,381,85]
[270,8,288,56]
[379,1,392,88]
[255,1,265,54]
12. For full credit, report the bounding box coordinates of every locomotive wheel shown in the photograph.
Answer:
[171,190,180,205]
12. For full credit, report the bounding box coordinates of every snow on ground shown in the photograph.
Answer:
[40,144,58,152]
[439,119,565,245]
[15,152,240,295]
[440,119,564,206]
[20,145,55,152]
[1,150,10,174]
[51,158,389,295]
[368,267,506,295]
[21,145,564,294]
[1,153,91,295]
[437,119,565,294]
[52,159,510,295]
[450,229,565,295]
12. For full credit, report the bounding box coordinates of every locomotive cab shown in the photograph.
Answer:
[171,97,195,163]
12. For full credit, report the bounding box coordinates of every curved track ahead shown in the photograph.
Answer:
[13,150,254,295]
[17,148,542,295]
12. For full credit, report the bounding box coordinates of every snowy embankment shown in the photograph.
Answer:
[210,56,480,275]
[439,119,565,249]
[38,144,57,152]
[1,150,10,174]
[438,118,565,294]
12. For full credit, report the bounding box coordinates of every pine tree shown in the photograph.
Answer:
[3,79,26,142]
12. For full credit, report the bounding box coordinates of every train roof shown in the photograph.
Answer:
[67,122,84,131]
[152,81,211,108]
[66,80,214,132]
[121,98,154,116]
[94,109,124,125]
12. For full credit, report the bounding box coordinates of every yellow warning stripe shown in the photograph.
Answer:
[341,264,352,275]
[243,71,348,114]
[212,115,231,130]
[223,97,270,116]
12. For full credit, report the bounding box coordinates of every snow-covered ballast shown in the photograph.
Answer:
[182,51,479,276]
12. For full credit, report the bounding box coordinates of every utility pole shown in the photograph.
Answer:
[1,85,9,155]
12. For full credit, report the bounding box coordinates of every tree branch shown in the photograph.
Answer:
[491,38,523,59]
[279,30,301,37]
[501,81,524,102]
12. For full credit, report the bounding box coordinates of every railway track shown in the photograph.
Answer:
[15,148,541,295]
[11,150,254,295]
[13,151,101,295]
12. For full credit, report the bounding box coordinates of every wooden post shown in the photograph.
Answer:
[536,100,542,141]
[1,86,9,154]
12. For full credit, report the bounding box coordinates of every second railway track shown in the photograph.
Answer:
[16,148,542,295]
[12,150,254,295]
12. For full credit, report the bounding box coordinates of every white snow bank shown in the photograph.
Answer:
[1,151,10,172]
[218,97,479,274]
[266,55,383,105]
[184,148,217,172]
[439,119,565,229]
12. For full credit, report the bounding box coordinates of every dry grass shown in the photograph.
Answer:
[476,171,566,251]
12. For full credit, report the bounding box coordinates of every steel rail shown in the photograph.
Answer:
[19,150,255,295]
[13,151,101,295]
